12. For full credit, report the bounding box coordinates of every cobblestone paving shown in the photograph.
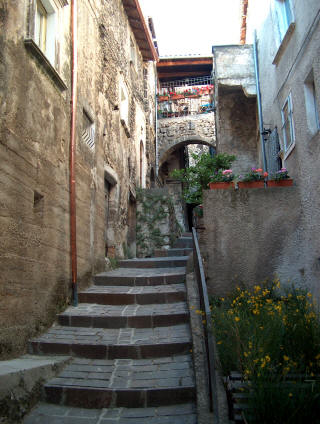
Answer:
[25,402,197,424]
[31,324,191,346]
[46,355,194,390]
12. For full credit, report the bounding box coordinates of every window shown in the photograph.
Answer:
[274,0,293,42]
[272,0,295,64]
[281,93,295,156]
[119,81,130,136]
[304,71,320,137]
[24,0,68,90]
[82,109,95,149]
[34,0,57,65]
[130,38,136,68]
[35,0,47,51]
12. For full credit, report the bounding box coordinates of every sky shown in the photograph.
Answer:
[139,0,270,57]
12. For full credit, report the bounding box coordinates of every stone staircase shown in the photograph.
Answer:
[24,233,198,423]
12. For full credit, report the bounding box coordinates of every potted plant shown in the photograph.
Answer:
[267,168,293,187]
[208,169,235,189]
[238,167,268,189]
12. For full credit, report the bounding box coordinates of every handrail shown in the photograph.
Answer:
[192,227,219,422]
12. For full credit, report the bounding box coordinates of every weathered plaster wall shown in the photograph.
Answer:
[0,0,156,358]
[213,45,259,174]
[201,187,320,302]
[157,113,215,166]
[255,0,320,299]
[136,188,182,257]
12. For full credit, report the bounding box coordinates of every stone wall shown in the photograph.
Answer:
[212,45,259,174]
[201,186,320,301]
[136,188,182,257]
[0,0,156,358]
[157,113,215,166]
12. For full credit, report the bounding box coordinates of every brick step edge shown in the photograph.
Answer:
[29,341,192,359]
[44,385,196,409]
[93,274,186,286]
[58,312,189,329]
[78,290,186,305]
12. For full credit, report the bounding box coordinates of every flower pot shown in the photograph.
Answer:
[267,178,293,187]
[238,180,265,189]
[208,182,233,189]
[171,94,184,100]
[158,96,169,102]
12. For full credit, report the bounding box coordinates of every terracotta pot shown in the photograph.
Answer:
[171,94,184,100]
[238,180,265,189]
[158,96,169,102]
[267,178,293,187]
[208,182,233,189]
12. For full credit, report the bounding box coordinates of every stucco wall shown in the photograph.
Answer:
[0,0,156,358]
[254,1,320,299]
[201,186,320,301]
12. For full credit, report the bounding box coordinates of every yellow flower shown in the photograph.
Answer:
[234,316,240,322]
[217,341,222,345]
[254,285,261,293]
[244,352,248,357]
[283,355,289,361]
[265,355,271,362]
[288,393,293,398]
[315,353,320,360]
[307,292,312,298]
[221,297,225,302]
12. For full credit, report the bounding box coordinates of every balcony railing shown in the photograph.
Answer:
[157,104,215,120]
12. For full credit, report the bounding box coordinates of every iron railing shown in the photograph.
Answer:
[192,227,219,422]
[157,108,215,120]
[160,75,213,89]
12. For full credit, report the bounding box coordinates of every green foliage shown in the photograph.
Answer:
[211,280,320,423]
[170,152,236,204]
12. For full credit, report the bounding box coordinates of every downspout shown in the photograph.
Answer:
[155,71,159,177]
[253,30,267,172]
[70,0,78,306]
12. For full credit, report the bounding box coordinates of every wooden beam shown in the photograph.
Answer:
[158,70,211,80]
[157,58,212,67]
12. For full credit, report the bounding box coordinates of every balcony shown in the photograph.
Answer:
[157,76,214,120]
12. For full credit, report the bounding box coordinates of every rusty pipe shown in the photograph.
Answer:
[70,0,78,306]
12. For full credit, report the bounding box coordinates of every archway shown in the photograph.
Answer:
[158,138,216,231]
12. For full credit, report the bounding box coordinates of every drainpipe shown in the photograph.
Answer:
[70,0,78,306]
[155,71,159,177]
[253,30,267,172]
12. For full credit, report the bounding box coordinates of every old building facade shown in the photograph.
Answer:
[0,0,157,358]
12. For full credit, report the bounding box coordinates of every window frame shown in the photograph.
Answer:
[24,0,68,90]
[271,0,295,65]
[281,93,295,158]
[304,70,320,138]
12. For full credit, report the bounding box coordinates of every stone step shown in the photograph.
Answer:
[78,284,186,305]
[118,256,189,269]
[94,267,186,286]
[24,402,197,424]
[29,324,192,359]
[44,355,196,409]
[182,232,192,237]
[154,248,193,257]
[58,303,189,329]
[173,237,193,249]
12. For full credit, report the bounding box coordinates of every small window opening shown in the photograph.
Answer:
[82,109,95,149]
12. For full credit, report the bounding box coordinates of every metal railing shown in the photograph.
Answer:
[160,75,213,89]
[192,227,219,422]
[157,108,215,120]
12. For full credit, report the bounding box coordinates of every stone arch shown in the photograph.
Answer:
[158,135,215,169]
